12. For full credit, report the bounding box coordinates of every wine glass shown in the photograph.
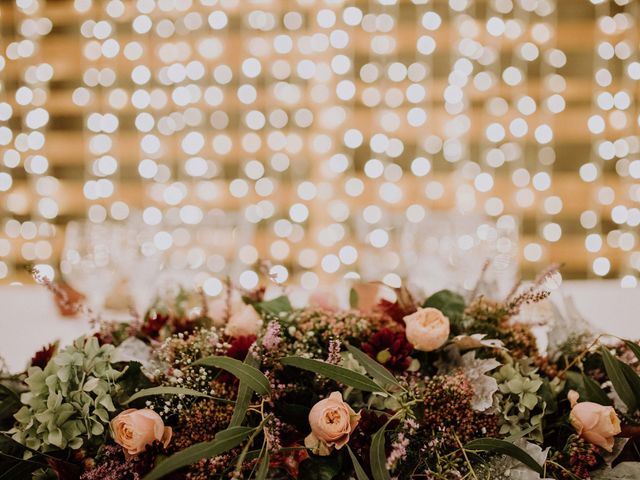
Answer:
[60,221,117,313]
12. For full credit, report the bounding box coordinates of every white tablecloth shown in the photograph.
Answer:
[0,281,638,373]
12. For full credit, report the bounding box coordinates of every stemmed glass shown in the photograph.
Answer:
[110,218,164,316]
[60,221,117,313]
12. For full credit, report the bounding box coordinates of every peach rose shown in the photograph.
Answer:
[110,408,172,455]
[304,392,360,456]
[403,307,450,352]
[568,390,621,452]
[225,304,263,338]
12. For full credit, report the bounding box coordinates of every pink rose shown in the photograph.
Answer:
[568,390,621,452]
[403,307,450,352]
[309,289,340,311]
[110,408,172,455]
[304,392,360,456]
[225,304,263,338]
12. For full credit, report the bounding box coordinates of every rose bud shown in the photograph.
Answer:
[304,392,360,456]
[403,307,450,352]
[110,408,172,456]
[568,390,621,452]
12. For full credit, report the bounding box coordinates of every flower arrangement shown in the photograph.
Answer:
[1,269,639,480]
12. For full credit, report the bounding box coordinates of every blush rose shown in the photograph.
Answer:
[304,392,360,456]
[110,408,172,456]
[403,307,450,352]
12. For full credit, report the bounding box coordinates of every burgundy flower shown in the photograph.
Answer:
[227,335,257,361]
[269,443,309,477]
[140,311,169,339]
[30,342,58,369]
[360,328,414,371]
[376,287,417,324]
[219,335,257,384]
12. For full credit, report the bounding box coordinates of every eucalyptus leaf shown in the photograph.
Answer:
[345,345,400,390]
[624,341,640,364]
[281,356,383,392]
[348,445,371,480]
[600,347,638,413]
[230,353,260,427]
[255,449,270,480]
[193,356,271,396]
[370,422,391,480]
[581,374,612,405]
[124,386,212,404]
[143,426,255,480]
[464,438,543,475]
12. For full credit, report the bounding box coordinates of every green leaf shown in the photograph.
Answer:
[464,438,543,475]
[144,426,255,480]
[124,386,212,404]
[255,450,270,480]
[255,295,292,316]
[0,458,42,480]
[624,341,640,364]
[298,453,344,480]
[194,356,271,396]
[422,290,465,319]
[348,445,370,480]
[619,361,640,412]
[345,345,400,390]
[370,422,391,480]
[349,288,359,309]
[601,347,638,413]
[582,374,612,406]
[280,356,383,392]
[0,384,20,422]
[230,353,260,427]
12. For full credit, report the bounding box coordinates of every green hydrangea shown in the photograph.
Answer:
[10,336,122,453]
[493,359,545,441]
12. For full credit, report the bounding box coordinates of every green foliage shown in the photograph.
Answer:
[493,359,546,441]
[10,336,122,453]
[464,438,544,475]
[422,290,466,321]
[370,422,391,480]
[601,347,639,413]
[298,451,345,480]
[345,345,400,391]
[280,356,384,392]
[115,361,154,403]
[253,295,293,317]
[144,426,255,480]
[193,355,271,396]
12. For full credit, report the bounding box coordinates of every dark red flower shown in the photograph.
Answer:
[376,287,417,324]
[140,311,169,339]
[269,443,309,477]
[360,328,414,371]
[218,335,257,384]
[227,335,257,360]
[30,342,58,369]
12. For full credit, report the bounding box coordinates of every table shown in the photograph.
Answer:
[0,281,638,374]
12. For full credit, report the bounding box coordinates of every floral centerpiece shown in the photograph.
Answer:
[1,268,639,480]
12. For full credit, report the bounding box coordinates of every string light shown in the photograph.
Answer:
[0,1,636,287]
